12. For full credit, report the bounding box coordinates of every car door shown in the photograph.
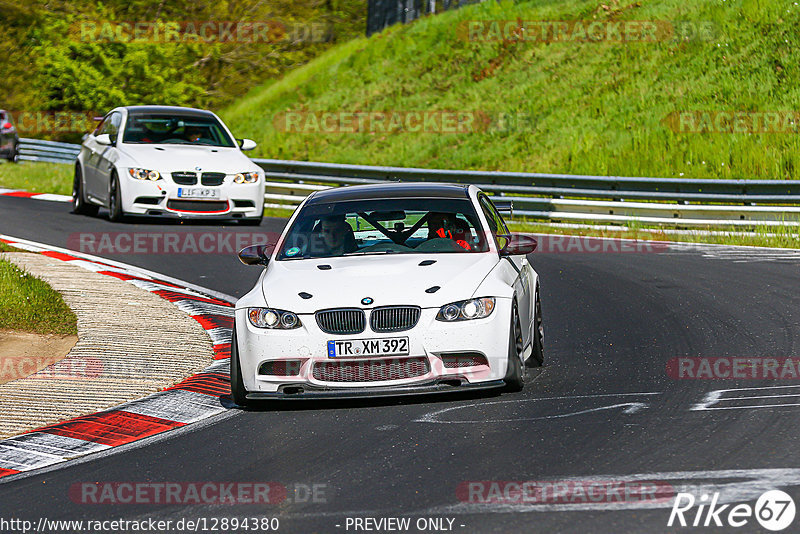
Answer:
[479,194,533,348]
[82,115,110,199]
[95,112,122,205]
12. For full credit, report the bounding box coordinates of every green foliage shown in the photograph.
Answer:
[221,0,800,180]
[0,0,365,138]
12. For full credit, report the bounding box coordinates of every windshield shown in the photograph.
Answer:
[277,198,489,260]
[122,113,236,147]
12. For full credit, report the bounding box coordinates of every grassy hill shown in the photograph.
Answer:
[221,0,800,180]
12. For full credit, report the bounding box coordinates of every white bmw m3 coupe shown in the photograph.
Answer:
[231,183,544,403]
[73,105,264,224]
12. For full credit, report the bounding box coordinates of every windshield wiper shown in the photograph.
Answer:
[342,250,404,256]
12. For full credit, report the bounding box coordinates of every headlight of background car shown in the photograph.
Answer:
[128,168,161,181]
[436,297,495,322]
[234,171,259,184]
[248,307,302,329]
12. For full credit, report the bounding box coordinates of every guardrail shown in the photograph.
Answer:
[16,139,800,226]
[252,159,800,227]
[18,138,81,164]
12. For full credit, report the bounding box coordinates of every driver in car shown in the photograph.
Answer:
[313,215,357,256]
[185,126,203,142]
[427,212,472,251]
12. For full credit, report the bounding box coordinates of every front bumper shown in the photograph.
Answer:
[235,300,514,395]
[120,173,264,219]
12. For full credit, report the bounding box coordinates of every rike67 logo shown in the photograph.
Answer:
[668,490,796,531]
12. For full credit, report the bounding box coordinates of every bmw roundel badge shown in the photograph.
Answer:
[361,297,374,305]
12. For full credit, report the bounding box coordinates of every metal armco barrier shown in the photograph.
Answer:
[252,158,800,227]
[17,139,800,226]
[18,138,81,164]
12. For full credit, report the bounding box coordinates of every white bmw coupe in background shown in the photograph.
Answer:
[73,105,264,224]
[231,182,544,403]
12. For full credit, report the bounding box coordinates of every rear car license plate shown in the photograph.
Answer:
[178,187,220,199]
[327,337,409,358]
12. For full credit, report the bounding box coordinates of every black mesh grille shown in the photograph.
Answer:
[315,309,366,335]
[258,360,302,376]
[167,200,228,212]
[441,353,489,368]
[201,172,226,186]
[312,357,429,382]
[171,172,197,185]
[370,306,421,333]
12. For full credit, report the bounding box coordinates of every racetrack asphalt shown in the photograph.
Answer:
[1,195,800,533]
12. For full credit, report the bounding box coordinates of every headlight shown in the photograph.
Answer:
[234,171,259,184]
[436,297,495,322]
[128,168,161,181]
[248,307,302,329]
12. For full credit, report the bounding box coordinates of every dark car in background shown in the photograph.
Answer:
[0,110,19,162]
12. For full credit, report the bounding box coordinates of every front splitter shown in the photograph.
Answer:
[244,379,506,400]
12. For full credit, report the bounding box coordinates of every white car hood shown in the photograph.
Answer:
[118,144,258,173]
[261,254,499,313]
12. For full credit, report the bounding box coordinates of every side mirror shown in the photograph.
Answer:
[498,233,537,256]
[238,138,257,151]
[95,133,112,146]
[238,244,270,266]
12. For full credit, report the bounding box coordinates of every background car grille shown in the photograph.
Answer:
[315,309,366,335]
[201,172,226,186]
[369,306,421,332]
[166,200,228,213]
[312,357,430,382]
[171,172,197,185]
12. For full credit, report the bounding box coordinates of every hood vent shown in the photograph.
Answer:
[419,260,436,266]
[425,286,440,294]
[317,264,332,270]
[299,292,313,299]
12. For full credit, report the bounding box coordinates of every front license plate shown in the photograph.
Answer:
[178,187,220,199]
[327,337,409,358]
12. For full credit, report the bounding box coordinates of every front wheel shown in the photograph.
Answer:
[7,142,19,163]
[230,324,250,406]
[527,289,544,368]
[503,304,525,392]
[108,172,125,222]
[72,166,99,216]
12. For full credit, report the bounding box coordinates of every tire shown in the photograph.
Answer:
[108,171,125,222]
[230,324,250,406]
[7,142,19,163]
[240,215,263,226]
[527,289,544,368]
[503,303,525,392]
[72,165,99,216]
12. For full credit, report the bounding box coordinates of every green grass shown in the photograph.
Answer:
[0,242,28,253]
[508,219,800,249]
[0,258,77,335]
[221,0,800,180]
[0,162,72,195]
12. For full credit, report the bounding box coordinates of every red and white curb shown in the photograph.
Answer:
[0,235,235,480]
[0,188,71,203]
